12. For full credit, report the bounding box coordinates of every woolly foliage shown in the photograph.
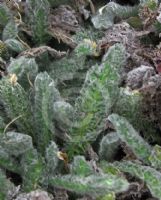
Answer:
[113,88,156,136]
[92,2,138,29]
[110,161,161,200]
[75,39,99,57]
[72,26,103,45]
[45,141,59,175]
[49,174,129,197]
[50,39,99,84]
[102,43,126,68]
[33,72,60,153]
[99,132,120,162]
[0,145,21,173]
[5,39,27,53]
[149,145,161,169]
[0,116,5,132]
[0,3,12,27]
[0,131,33,156]
[53,101,74,130]
[108,114,152,164]
[0,168,14,200]
[0,77,34,136]
[113,88,141,123]
[20,148,44,191]
[7,56,38,89]
[100,193,115,200]
[71,156,93,177]
[26,0,50,44]
[140,0,158,8]
[49,49,87,84]
[2,20,18,41]
[67,44,126,155]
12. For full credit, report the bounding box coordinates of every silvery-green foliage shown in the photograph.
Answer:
[34,72,60,153]
[140,0,158,7]
[0,131,33,156]
[5,39,27,53]
[50,39,98,84]
[0,3,12,27]
[7,56,38,89]
[21,148,44,191]
[0,145,21,173]
[2,20,18,41]
[113,88,142,128]
[0,77,34,136]
[49,52,87,84]
[101,193,115,200]
[0,168,15,200]
[72,26,104,45]
[149,145,161,169]
[68,44,126,155]
[112,87,155,136]
[49,174,129,197]
[26,0,50,44]
[71,156,93,177]
[91,2,138,29]
[53,101,74,129]
[112,161,161,200]
[102,43,127,68]
[75,39,99,57]
[99,132,120,162]
[45,141,59,175]
[108,114,152,164]
[0,116,5,133]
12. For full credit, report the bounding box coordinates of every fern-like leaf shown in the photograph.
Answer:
[108,114,152,163]
[49,174,129,197]
[67,44,126,155]
[7,56,38,90]
[0,77,34,136]
[26,0,50,44]
[33,72,60,153]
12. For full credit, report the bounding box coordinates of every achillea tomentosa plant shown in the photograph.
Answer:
[0,42,158,199]
[100,114,161,200]
[0,42,132,199]
[0,0,161,199]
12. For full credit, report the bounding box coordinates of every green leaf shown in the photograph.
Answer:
[34,72,60,153]
[111,161,161,200]
[21,148,44,191]
[45,141,59,175]
[0,145,21,173]
[7,56,38,90]
[0,77,34,136]
[2,20,18,41]
[67,44,126,155]
[108,114,152,163]
[92,2,138,29]
[0,168,15,200]
[27,0,50,44]
[5,39,27,53]
[1,131,33,156]
[99,132,120,162]
[0,4,12,27]
[71,156,93,177]
[53,101,74,129]
[149,145,161,169]
[49,174,129,197]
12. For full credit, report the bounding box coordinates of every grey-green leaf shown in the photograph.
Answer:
[108,114,152,163]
